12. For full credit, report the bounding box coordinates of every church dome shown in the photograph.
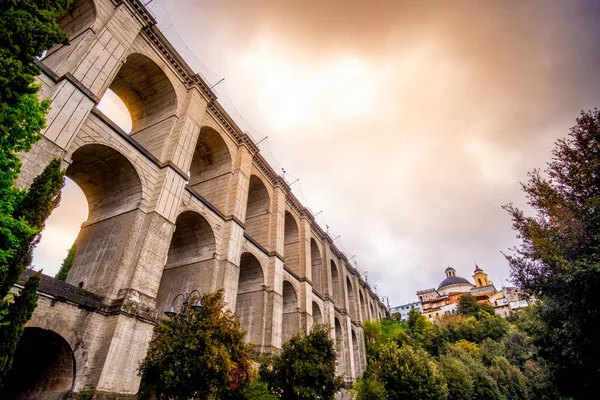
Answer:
[438,276,471,290]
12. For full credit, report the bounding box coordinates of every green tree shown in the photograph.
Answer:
[354,374,388,400]
[456,294,494,319]
[438,353,474,400]
[503,109,600,398]
[138,290,253,400]
[377,343,448,400]
[489,356,529,400]
[0,272,40,383]
[0,0,71,270]
[0,159,64,385]
[259,324,342,400]
[55,241,76,281]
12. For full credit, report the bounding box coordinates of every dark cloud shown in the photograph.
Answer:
[164,0,600,304]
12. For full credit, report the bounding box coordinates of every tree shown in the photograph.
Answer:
[0,272,40,383]
[259,324,342,400]
[0,159,64,385]
[56,241,76,281]
[138,290,252,400]
[438,353,474,400]
[503,109,600,398]
[0,159,64,298]
[456,294,494,319]
[377,343,448,400]
[354,374,388,400]
[0,0,71,269]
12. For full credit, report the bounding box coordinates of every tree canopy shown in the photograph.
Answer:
[356,303,561,400]
[504,109,600,398]
[259,324,343,400]
[138,290,253,400]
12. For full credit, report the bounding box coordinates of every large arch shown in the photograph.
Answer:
[106,53,178,159]
[57,0,97,40]
[188,127,233,213]
[312,301,323,325]
[346,277,357,321]
[156,211,216,314]
[282,281,301,343]
[330,260,342,307]
[359,290,367,322]
[64,144,144,299]
[311,239,325,295]
[3,328,74,399]
[284,211,300,276]
[245,176,271,249]
[236,252,266,346]
[369,301,375,321]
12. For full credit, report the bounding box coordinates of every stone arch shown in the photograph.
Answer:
[188,126,233,213]
[106,53,178,159]
[311,239,324,295]
[64,144,144,298]
[245,175,271,249]
[284,211,300,275]
[57,0,97,40]
[359,290,367,322]
[312,301,323,325]
[330,260,342,307]
[66,144,142,223]
[3,328,75,399]
[282,280,301,342]
[156,211,216,314]
[346,277,356,320]
[369,301,375,320]
[236,252,266,346]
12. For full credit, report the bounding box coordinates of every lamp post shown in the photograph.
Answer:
[164,290,203,318]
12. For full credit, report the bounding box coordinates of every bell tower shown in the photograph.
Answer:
[473,265,490,287]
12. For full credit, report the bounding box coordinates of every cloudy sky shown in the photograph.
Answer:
[33,0,600,306]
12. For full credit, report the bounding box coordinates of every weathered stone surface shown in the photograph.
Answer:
[13,0,390,397]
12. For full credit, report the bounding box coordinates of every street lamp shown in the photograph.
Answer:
[164,290,203,318]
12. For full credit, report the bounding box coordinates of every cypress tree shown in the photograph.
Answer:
[56,241,76,281]
[0,159,64,387]
[0,272,40,382]
[0,158,64,299]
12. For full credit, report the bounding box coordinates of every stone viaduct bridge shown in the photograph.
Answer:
[10,0,388,397]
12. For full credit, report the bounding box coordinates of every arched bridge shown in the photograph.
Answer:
[13,0,389,397]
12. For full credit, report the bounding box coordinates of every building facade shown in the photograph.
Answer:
[390,301,422,321]
[416,266,497,321]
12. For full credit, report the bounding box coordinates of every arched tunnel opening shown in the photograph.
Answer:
[3,328,75,399]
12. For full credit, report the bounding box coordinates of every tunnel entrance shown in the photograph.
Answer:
[3,328,75,399]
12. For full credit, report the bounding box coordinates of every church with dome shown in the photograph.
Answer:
[416,265,497,321]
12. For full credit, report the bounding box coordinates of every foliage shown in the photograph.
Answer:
[0,0,69,106]
[377,342,448,400]
[56,241,76,281]
[358,308,563,400]
[456,294,495,319]
[353,373,388,400]
[0,159,64,298]
[0,0,71,273]
[259,324,342,400]
[0,272,40,383]
[138,290,253,400]
[241,380,278,400]
[503,109,600,398]
[0,159,64,387]
[438,353,474,400]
